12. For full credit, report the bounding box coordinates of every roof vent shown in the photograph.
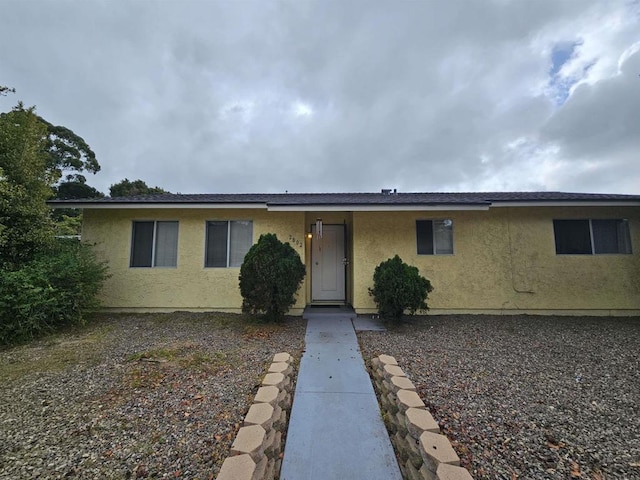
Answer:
[381,188,397,195]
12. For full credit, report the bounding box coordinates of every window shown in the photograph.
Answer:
[205,220,253,267]
[416,219,453,255]
[553,219,632,255]
[130,221,179,267]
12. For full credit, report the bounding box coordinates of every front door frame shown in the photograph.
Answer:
[309,223,348,304]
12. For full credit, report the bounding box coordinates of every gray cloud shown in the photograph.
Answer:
[542,49,640,161]
[1,0,638,195]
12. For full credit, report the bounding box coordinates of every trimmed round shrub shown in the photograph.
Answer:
[239,233,306,321]
[368,254,433,321]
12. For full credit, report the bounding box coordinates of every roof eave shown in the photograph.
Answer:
[46,199,640,210]
[46,201,269,209]
[266,203,490,211]
[490,200,640,207]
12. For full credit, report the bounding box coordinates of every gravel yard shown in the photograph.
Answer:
[358,315,640,480]
[0,312,305,479]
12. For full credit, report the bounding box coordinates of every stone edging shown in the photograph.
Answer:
[371,354,474,480]
[216,352,295,480]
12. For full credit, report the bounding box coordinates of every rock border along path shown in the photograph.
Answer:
[370,354,474,480]
[216,353,295,480]
[280,310,402,480]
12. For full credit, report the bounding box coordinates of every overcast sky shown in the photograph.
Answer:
[1,0,639,195]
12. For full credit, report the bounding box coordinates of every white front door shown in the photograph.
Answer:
[311,224,346,302]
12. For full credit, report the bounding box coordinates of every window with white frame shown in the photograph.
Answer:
[553,219,632,254]
[416,219,453,255]
[205,220,253,267]
[130,221,179,267]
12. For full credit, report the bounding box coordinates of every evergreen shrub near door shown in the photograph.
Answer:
[369,254,433,321]
[239,233,306,322]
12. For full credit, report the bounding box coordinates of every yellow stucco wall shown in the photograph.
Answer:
[352,206,640,315]
[82,208,307,313]
[83,205,640,315]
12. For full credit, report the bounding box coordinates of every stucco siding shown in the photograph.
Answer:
[82,204,639,315]
[82,208,307,312]
[351,206,640,314]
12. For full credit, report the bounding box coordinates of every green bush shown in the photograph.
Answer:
[239,233,306,322]
[368,254,433,321]
[0,239,108,345]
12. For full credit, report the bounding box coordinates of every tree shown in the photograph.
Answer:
[53,176,104,209]
[55,175,104,200]
[53,214,83,237]
[109,178,169,197]
[239,233,306,321]
[0,103,99,183]
[0,105,55,268]
[38,115,99,181]
[51,177,105,235]
[0,102,108,344]
[1,90,102,237]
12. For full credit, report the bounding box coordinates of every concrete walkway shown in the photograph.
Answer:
[280,311,402,480]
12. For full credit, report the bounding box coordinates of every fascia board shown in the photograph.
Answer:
[47,202,269,210]
[266,204,490,211]
[491,201,640,208]
[48,200,639,211]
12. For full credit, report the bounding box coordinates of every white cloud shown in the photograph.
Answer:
[292,101,313,118]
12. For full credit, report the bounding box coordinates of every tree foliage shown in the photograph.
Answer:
[2,89,102,237]
[0,86,15,96]
[0,102,108,344]
[0,240,108,345]
[55,176,105,200]
[38,115,99,181]
[0,106,55,269]
[109,178,169,197]
[368,255,433,321]
[51,176,105,234]
[0,104,99,183]
[239,233,306,321]
[53,214,83,237]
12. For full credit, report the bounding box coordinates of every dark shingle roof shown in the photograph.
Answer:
[48,191,640,208]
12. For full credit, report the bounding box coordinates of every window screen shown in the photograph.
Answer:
[592,219,632,254]
[206,220,253,267]
[417,219,453,255]
[154,221,179,266]
[229,221,253,267]
[554,219,631,255]
[434,219,454,254]
[130,221,179,267]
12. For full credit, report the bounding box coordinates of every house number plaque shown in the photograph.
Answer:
[288,235,303,248]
